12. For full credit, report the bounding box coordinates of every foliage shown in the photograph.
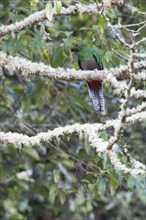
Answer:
[0,0,146,219]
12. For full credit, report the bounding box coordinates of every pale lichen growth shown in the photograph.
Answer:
[0,110,146,176]
[108,150,145,176]
[0,52,145,100]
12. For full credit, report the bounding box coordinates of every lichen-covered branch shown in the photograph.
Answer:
[126,102,146,116]
[0,52,145,99]
[125,3,146,16]
[0,1,145,38]
[108,150,145,176]
[107,50,136,150]
[0,3,102,38]
[1,111,145,149]
[0,111,145,176]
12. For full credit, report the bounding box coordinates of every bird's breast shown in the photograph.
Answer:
[80,57,100,70]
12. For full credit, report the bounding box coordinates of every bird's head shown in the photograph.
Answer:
[71,43,83,52]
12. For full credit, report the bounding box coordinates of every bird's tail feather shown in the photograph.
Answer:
[87,83,105,112]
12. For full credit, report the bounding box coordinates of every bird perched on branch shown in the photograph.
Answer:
[72,44,105,112]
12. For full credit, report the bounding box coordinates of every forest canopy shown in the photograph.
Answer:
[0,0,146,220]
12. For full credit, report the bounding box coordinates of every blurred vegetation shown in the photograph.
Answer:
[0,0,146,219]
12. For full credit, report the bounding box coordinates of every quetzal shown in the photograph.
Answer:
[72,44,105,112]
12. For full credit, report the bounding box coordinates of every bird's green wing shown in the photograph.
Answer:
[92,49,103,70]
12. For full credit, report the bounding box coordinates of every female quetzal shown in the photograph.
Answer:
[72,44,105,112]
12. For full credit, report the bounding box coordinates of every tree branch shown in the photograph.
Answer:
[0,111,145,176]
[0,111,145,149]
[0,3,102,38]
[0,52,145,98]
[0,1,145,38]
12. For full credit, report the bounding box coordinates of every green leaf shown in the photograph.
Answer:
[88,183,95,191]
[109,177,119,196]
[30,0,39,11]
[104,51,114,62]
[46,2,54,21]
[82,179,90,184]
[133,177,144,191]
[54,0,62,14]
[23,148,40,161]
[127,176,135,190]
[49,184,58,204]
[21,98,31,112]
[84,133,91,155]
[97,179,106,196]
[16,170,32,181]
[53,170,60,183]
[102,153,108,169]
[51,47,67,67]
[59,191,65,204]
[100,131,109,141]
